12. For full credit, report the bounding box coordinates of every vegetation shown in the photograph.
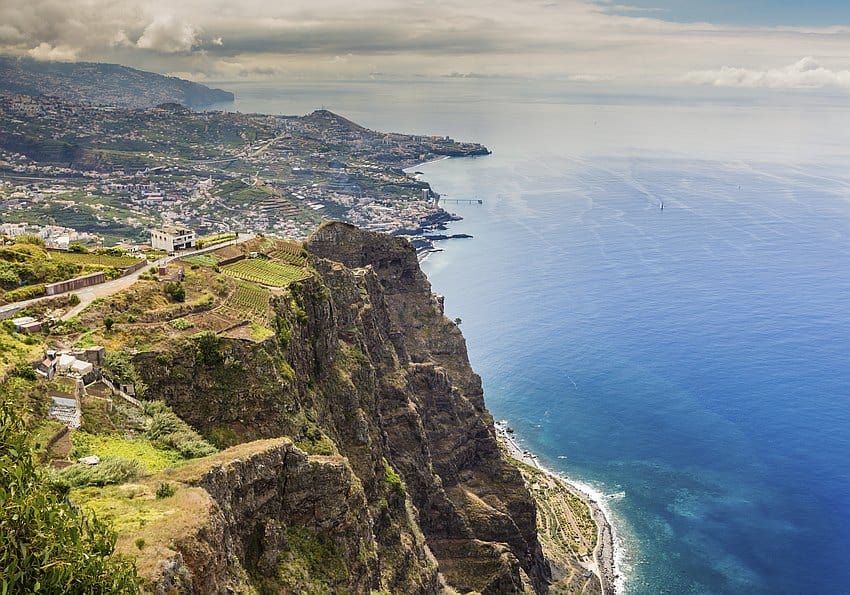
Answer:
[58,456,143,488]
[275,526,348,594]
[143,400,217,459]
[222,258,309,287]
[163,281,186,302]
[0,403,142,593]
[102,351,147,398]
[383,458,405,497]
[155,482,175,499]
[70,432,183,474]
[221,281,271,323]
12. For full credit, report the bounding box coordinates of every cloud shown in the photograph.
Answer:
[2,0,850,86]
[28,42,77,61]
[684,57,850,89]
[136,17,200,53]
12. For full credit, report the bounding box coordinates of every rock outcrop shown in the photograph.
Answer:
[134,222,550,593]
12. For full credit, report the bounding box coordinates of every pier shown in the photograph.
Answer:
[439,198,483,204]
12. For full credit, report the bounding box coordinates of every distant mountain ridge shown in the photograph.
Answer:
[0,56,234,109]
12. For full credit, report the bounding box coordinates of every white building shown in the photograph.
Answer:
[150,225,196,252]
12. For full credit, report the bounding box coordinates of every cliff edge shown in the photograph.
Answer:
[87,223,549,593]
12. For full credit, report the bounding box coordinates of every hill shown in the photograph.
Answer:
[0,56,234,108]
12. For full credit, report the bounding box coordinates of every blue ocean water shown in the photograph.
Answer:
[417,154,850,594]
[222,81,850,593]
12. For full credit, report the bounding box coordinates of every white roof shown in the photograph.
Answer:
[57,353,76,368]
[70,360,93,374]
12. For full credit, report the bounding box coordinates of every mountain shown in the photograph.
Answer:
[0,56,234,108]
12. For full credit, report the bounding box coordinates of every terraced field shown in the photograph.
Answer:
[49,251,141,268]
[222,258,309,287]
[220,282,271,323]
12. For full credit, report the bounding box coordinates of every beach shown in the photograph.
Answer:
[495,421,618,594]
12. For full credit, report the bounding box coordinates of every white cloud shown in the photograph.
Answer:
[136,17,200,53]
[3,0,850,86]
[685,57,850,89]
[28,42,77,61]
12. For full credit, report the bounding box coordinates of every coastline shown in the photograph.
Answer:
[495,421,619,594]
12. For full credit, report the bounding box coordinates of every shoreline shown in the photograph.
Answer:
[495,421,619,594]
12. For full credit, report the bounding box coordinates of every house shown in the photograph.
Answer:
[150,225,196,252]
[12,316,42,333]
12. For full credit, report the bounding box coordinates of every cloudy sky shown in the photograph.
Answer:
[3,0,850,89]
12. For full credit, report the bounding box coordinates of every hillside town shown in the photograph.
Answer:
[0,92,488,252]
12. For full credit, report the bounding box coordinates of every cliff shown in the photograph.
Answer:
[115,223,549,593]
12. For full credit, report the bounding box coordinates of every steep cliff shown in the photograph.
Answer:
[129,222,550,593]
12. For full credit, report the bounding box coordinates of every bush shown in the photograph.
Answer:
[163,281,186,302]
[0,404,141,593]
[68,292,81,305]
[143,401,217,459]
[194,331,223,367]
[169,317,194,331]
[104,317,115,331]
[68,242,89,253]
[155,482,175,499]
[134,538,146,550]
[58,456,142,488]
[102,351,147,398]
[8,363,37,380]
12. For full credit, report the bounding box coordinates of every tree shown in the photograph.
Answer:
[454,317,462,327]
[68,243,89,253]
[0,403,141,593]
[104,317,115,331]
[163,281,185,303]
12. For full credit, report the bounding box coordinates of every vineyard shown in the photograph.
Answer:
[220,282,271,323]
[49,251,140,269]
[222,258,309,287]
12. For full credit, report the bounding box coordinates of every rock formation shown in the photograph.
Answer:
[134,222,550,593]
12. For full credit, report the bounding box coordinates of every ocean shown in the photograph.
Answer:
[216,79,850,593]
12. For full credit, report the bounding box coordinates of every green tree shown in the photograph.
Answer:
[163,281,185,303]
[0,403,141,593]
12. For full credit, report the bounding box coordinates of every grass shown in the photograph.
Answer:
[71,432,184,474]
[49,250,141,269]
[222,259,309,287]
[181,254,219,267]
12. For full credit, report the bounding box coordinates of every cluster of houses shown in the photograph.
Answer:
[34,346,108,430]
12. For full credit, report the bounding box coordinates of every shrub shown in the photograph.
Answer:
[68,242,89,253]
[163,281,186,302]
[134,538,146,550]
[104,317,115,331]
[169,317,194,331]
[155,482,175,499]
[102,351,147,398]
[68,292,81,305]
[58,456,142,488]
[143,401,217,459]
[8,363,37,380]
[194,331,223,367]
[0,404,141,593]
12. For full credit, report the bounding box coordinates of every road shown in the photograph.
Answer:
[0,235,255,322]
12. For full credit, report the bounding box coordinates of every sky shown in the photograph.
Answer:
[3,0,850,90]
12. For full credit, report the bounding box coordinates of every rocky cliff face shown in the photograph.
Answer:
[136,222,550,593]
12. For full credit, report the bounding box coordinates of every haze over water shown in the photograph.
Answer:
[222,80,850,593]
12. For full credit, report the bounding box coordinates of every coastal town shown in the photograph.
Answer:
[0,92,488,255]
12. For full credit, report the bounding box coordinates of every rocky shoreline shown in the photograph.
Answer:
[495,422,618,594]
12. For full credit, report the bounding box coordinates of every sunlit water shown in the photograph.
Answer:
[217,80,850,593]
